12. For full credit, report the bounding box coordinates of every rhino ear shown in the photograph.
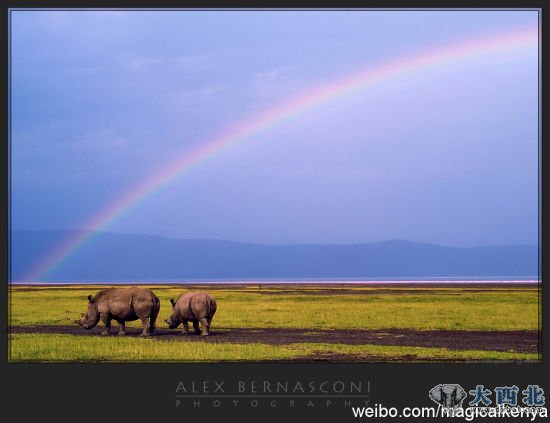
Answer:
[87,295,93,303]
[170,298,175,306]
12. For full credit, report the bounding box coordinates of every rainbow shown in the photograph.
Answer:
[23,25,538,282]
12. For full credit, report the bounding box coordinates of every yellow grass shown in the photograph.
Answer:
[8,284,540,362]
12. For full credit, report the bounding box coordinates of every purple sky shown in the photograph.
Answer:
[11,10,539,247]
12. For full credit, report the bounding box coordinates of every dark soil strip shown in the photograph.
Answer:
[9,288,522,295]
[9,325,538,353]
[287,354,538,363]
[253,288,532,296]
[9,283,536,293]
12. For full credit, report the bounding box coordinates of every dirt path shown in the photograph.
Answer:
[9,325,538,353]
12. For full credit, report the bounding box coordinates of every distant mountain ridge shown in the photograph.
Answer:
[10,230,539,282]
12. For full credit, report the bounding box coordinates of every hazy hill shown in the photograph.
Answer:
[10,230,538,282]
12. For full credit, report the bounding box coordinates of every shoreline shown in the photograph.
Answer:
[8,280,540,288]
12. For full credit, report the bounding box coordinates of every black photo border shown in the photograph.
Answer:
[2,2,546,422]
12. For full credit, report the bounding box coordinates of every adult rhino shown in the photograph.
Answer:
[76,287,160,336]
[165,292,217,336]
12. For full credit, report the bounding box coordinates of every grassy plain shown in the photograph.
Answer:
[8,284,540,362]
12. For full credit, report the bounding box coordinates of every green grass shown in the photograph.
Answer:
[9,334,538,362]
[9,285,538,331]
[8,284,539,362]
[9,334,298,361]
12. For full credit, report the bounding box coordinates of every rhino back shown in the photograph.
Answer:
[97,287,158,320]
[176,292,213,321]
[131,288,160,318]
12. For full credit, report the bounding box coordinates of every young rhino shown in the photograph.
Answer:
[165,292,217,336]
[76,287,160,336]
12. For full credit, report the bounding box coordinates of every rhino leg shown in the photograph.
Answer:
[100,314,112,336]
[117,320,126,336]
[140,317,152,337]
[182,321,189,335]
[199,318,210,336]
[192,321,201,335]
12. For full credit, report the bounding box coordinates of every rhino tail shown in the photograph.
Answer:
[152,294,160,319]
[209,298,217,318]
